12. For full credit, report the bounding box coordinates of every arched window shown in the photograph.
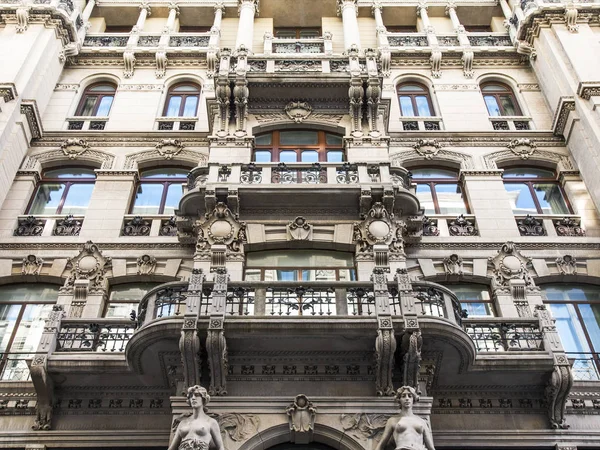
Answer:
[106,283,160,318]
[541,284,600,380]
[163,83,201,117]
[253,130,344,163]
[130,168,188,215]
[27,168,96,215]
[411,168,468,215]
[502,167,570,215]
[0,284,58,380]
[481,82,522,116]
[75,83,116,116]
[444,283,494,317]
[397,82,434,117]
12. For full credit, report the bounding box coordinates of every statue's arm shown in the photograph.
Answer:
[167,426,182,450]
[423,421,435,450]
[211,418,225,450]
[374,418,395,450]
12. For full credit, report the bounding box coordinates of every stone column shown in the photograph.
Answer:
[372,2,390,75]
[81,0,95,21]
[134,2,151,32]
[158,2,179,47]
[235,0,258,52]
[208,3,225,75]
[338,0,361,51]
[446,3,472,76]
[417,2,437,44]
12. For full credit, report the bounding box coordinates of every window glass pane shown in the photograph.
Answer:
[339,269,357,281]
[244,269,261,281]
[166,96,182,116]
[141,168,188,179]
[61,183,94,215]
[504,183,537,214]
[434,183,467,215]
[110,283,158,301]
[398,85,425,92]
[484,95,501,116]
[163,183,185,215]
[131,183,164,215]
[96,96,113,116]
[533,183,569,214]
[543,284,600,301]
[105,303,138,318]
[276,270,297,281]
[89,84,116,92]
[415,184,435,215]
[279,131,318,145]
[499,95,518,116]
[29,183,66,215]
[45,169,96,178]
[399,96,415,116]
[299,29,320,38]
[411,168,457,179]
[580,304,600,350]
[548,303,592,353]
[481,84,507,92]
[255,134,272,145]
[173,85,199,92]
[415,96,432,116]
[502,168,555,178]
[79,96,97,116]
[0,285,59,301]
[10,304,53,352]
[327,151,344,162]
[462,303,494,317]
[254,151,272,162]
[279,151,297,163]
[325,134,342,145]
[451,285,491,301]
[246,250,354,268]
[182,96,198,117]
[0,305,21,352]
[301,150,318,162]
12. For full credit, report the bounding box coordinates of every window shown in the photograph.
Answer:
[542,284,600,380]
[75,83,116,117]
[481,82,522,117]
[274,28,321,39]
[106,283,159,318]
[446,284,495,317]
[0,284,58,381]
[131,168,188,215]
[28,168,96,215]
[253,131,344,163]
[386,26,418,33]
[464,25,493,32]
[397,83,434,117]
[411,168,468,215]
[163,83,201,117]
[502,168,570,215]
[244,250,356,281]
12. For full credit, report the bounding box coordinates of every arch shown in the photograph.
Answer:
[0,274,64,288]
[68,73,121,118]
[22,148,115,171]
[251,122,346,138]
[157,74,205,118]
[477,73,528,117]
[483,148,574,171]
[390,148,474,171]
[123,148,207,170]
[394,74,440,118]
[237,423,365,450]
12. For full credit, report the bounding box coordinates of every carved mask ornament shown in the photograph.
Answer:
[195,203,247,254]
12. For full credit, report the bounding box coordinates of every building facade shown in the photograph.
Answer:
[0,0,600,449]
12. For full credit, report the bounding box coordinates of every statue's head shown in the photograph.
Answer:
[187,385,210,409]
[396,386,419,408]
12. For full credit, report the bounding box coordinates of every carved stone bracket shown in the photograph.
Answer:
[288,216,313,241]
[137,254,157,275]
[62,241,112,295]
[556,255,577,275]
[180,269,204,392]
[354,203,406,260]
[375,316,396,396]
[399,329,422,393]
[287,394,317,444]
[349,77,364,135]
[206,315,228,396]
[194,202,247,262]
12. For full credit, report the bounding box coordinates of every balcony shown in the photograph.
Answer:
[82,31,211,52]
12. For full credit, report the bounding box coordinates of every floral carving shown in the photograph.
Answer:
[287,394,316,444]
[413,139,441,160]
[448,215,478,236]
[340,413,391,440]
[443,254,463,275]
[554,217,585,237]
[155,139,184,160]
[516,215,545,236]
[60,139,90,159]
[507,138,537,159]
[217,413,260,442]
[488,241,532,287]
[284,101,312,123]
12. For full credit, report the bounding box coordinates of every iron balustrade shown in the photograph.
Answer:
[226,286,255,316]
[567,352,600,381]
[83,35,129,47]
[56,320,134,352]
[463,319,544,352]
[155,286,187,318]
[346,286,376,316]
[271,163,327,184]
[266,286,336,316]
[387,34,428,47]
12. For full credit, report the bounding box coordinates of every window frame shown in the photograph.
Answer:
[444,283,495,317]
[244,267,357,282]
[273,27,322,39]
[104,282,160,318]
[397,82,435,117]
[481,81,523,117]
[26,167,97,215]
[502,167,572,215]
[75,82,117,117]
[253,130,345,163]
[162,82,201,118]
[411,167,470,215]
[129,168,189,216]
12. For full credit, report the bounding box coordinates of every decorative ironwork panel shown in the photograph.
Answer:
[273,42,324,53]
[424,121,441,130]
[122,216,151,236]
[514,121,530,130]
[56,323,134,352]
[266,286,336,316]
[467,35,512,46]
[448,215,478,236]
[463,321,544,352]
[248,60,267,72]
[158,122,174,130]
[554,217,585,236]
[402,121,419,131]
[516,215,545,236]
[388,285,400,315]
[271,163,327,184]
[388,35,428,47]
[413,286,446,318]
[155,287,187,318]
[169,35,210,47]
[89,121,106,130]
[68,121,84,130]
[336,163,359,184]
[15,216,45,237]
[53,215,82,236]
[346,287,375,316]
[423,217,440,237]
[567,353,600,381]
[241,164,263,184]
[159,216,177,236]
[138,35,160,47]
[492,121,510,130]
[199,285,213,316]
[180,122,196,130]
[226,286,255,316]
[83,35,129,47]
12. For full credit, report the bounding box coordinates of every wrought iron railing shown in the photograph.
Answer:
[226,286,254,316]
[387,33,428,47]
[567,352,600,381]
[56,320,134,352]
[346,286,376,316]
[273,41,324,53]
[411,282,466,325]
[83,34,129,47]
[463,319,544,352]
[271,163,327,184]
[154,286,187,318]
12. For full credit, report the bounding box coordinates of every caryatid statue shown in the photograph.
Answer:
[168,385,225,450]
[375,386,435,450]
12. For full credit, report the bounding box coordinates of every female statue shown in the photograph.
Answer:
[375,386,435,450]
[168,385,225,450]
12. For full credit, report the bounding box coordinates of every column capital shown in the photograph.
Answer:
[238,0,259,16]
[214,1,225,14]
[168,1,180,15]
[445,2,456,15]
[337,0,358,17]
[139,1,151,15]
[416,2,428,16]
[372,0,383,15]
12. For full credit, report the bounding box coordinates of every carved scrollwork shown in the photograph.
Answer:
[284,101,312,123]
[137,254,157,275]
[443,254,463,275]
[217,413,260,441]
[22,254,43,275]
[195,203,247,256]
[155,139,184,160]
[63,241,111,294]
[556,255,577,275]
[506,138,537,160]
[287,394,317,444]
[288,217,312,241]
[60,138,90,159]
[354,203,405,258]
[413,139,441,160]
[488,241,532,288]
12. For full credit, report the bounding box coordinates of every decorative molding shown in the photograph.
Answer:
[117,84,165,91]
[21,254,43,275]
[20,100,43,139]
[552,96,576,137]
[23,148,114,170]
[60,138,90,159]
[0,83,18,102]
[123,148,207,169]
[433,84,479,91]
[54,83,79,91]
[517,83,541,92]
[506,138,537,160]
[483,148,570,170]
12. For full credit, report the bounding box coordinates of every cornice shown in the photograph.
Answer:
[551,96,576,138]
[0,6,78,45]
[577,81,600,100]
[389,132,564,147]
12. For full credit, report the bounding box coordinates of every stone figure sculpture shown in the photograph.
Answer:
[168,385,225,450]
[375,386,435,450]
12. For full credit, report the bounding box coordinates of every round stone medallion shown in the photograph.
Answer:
[368,220,390,239]
[502,255,521,272]
[78,255,97,273]
[210,220,233,238]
